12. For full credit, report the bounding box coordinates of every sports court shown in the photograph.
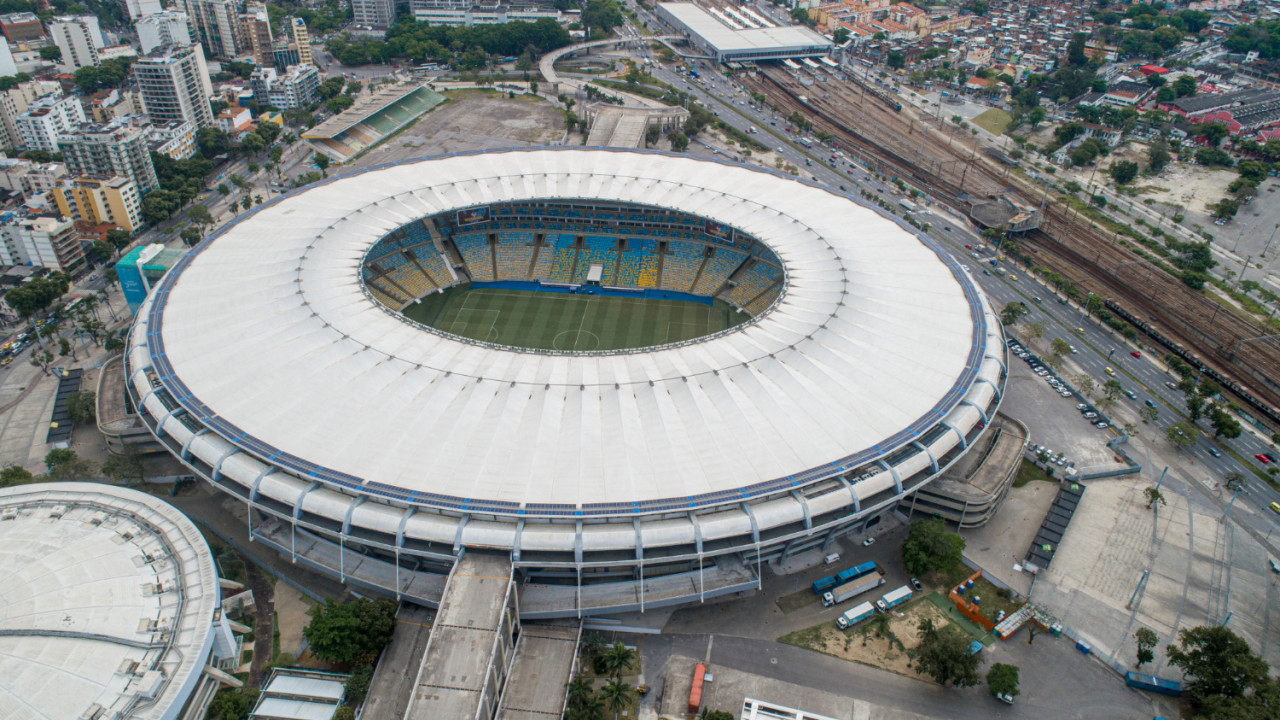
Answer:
[402,285,747,351]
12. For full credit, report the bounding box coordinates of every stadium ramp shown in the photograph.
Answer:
[403,553,517,720]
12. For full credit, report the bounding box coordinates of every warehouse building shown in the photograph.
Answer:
[656,2,832,63]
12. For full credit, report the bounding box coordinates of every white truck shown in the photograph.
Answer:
[836,601,876,629]
[821,571,885,607]
[875,585,912,613]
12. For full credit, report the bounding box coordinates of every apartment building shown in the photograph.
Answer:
[137,11,195,54]
[16,94,87,153]
[53,175,142,232]
[133,44,213,129]
[49,16,105,73]
[250,63,320,109]
[0,215,84,272]
[59,116,161,195]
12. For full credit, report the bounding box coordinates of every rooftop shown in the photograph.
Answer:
[659,2,832,54]
[0,483,220,720]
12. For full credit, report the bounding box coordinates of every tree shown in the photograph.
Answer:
[39,45,61,61]
[101,443,147,485]
[1166,422,1196,451]
[196,126,232,158]
[1140,405,1159,424]
[582,0,624,37]
[912,617,982,686]
[303,597,397,664]
[999,301,1027,326]
[207,688,260,720]
[1143,486,1166,509]
[1173,74,1197,98]
[1209,406,1242,439]
[1187,393,1206,422]
[344,664,374,706]
[180,227,202,246]
[565,674,593,713]
[0,465,33,488]
[313,152,331,177]
[887,52,905,70]
[1166,625,1270,708]
[671,132,689,152]
[333,708,355,720]
[901,518,965,576]
[599,681,634,720]
[84,239,113,265]
[598,641,637,682]
[1110,160,1139,185]
[1103,379,1123,401]
[105,228,132,255]
[1147,139,1170,173]
[65,390,96,422]
[987,663,1020,697]
[240,133,265,155]
[44,448,95,481]
[1135,628,1158,668]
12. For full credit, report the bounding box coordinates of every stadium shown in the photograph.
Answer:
[0,483,237,720]
[125,148,1007,617]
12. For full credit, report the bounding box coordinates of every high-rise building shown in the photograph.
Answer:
[245,8,273,68]
[0,79,63,149]
[182,0,244,60]
[48,16,105,73]
[53,175,142,232]
[137,11,194,54]
[133,44,213,129]
[0,215,84,271]
[121,0,163,21]
[0,36,15,76]
[251,63,320,109]
[291,17,313,66]
[16,93,86,152]
[60,115,161,195]
[352,0,397,32]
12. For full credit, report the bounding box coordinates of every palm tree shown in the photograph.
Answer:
[581,632,605,660]
[565,674,592,712]
[599,681,634,720]
[97,288,117,322]
[599,642,637,682]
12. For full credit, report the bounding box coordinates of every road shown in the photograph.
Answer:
[630,631,1160,719]
[608,12,1280,554]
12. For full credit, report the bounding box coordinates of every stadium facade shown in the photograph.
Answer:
[125,148,1007,617]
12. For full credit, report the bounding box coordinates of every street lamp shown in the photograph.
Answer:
[1079,291,1096,324]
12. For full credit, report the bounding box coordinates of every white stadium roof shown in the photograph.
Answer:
[0,483,219,720]
[658,3,832,55]
[139,149,990,516]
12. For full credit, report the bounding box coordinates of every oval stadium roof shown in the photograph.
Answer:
[142,148,988,512]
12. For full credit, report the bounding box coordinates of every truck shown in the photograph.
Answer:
[875,585,912,612]
[836,601,875,629]
[823,572,885,606]
[1124,672,1182,697]
[812,560,879,594]
[899,199,917,213]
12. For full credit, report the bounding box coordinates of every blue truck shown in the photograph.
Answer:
[836,601,875,629]
[875,585,912,612]
[812,560,878,594]
[1124,672,1182,697]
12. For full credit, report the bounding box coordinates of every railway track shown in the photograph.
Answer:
[745,65,1280,420]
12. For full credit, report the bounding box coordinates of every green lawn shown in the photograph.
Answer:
[402,284,746,351]
[972,108,1014,136]
[1012,459,1056,488]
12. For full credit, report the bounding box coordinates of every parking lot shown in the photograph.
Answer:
[1002,338,1127,475]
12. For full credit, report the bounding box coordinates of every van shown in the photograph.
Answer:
[824,552,841,565]
[1104,367,1116,377]
[747,126,757,134]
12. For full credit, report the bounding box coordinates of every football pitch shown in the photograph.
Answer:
[401,285,747,351]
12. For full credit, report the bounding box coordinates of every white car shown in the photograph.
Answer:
[862,537,876,547]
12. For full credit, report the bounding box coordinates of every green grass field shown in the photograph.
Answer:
[402,285,747,351]
[972,108,1014,136]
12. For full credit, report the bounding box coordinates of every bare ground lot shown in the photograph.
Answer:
[778,600,953,682]
[352,90,565,169]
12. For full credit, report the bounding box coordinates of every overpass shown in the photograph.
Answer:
[540,34,699,93]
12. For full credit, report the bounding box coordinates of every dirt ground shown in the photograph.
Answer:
[781,600,952,682]
[274,581,316,658]
[353,90,565,169]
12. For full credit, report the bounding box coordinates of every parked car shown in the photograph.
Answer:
[862,537,876,547]
[1095,421,1109,429]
